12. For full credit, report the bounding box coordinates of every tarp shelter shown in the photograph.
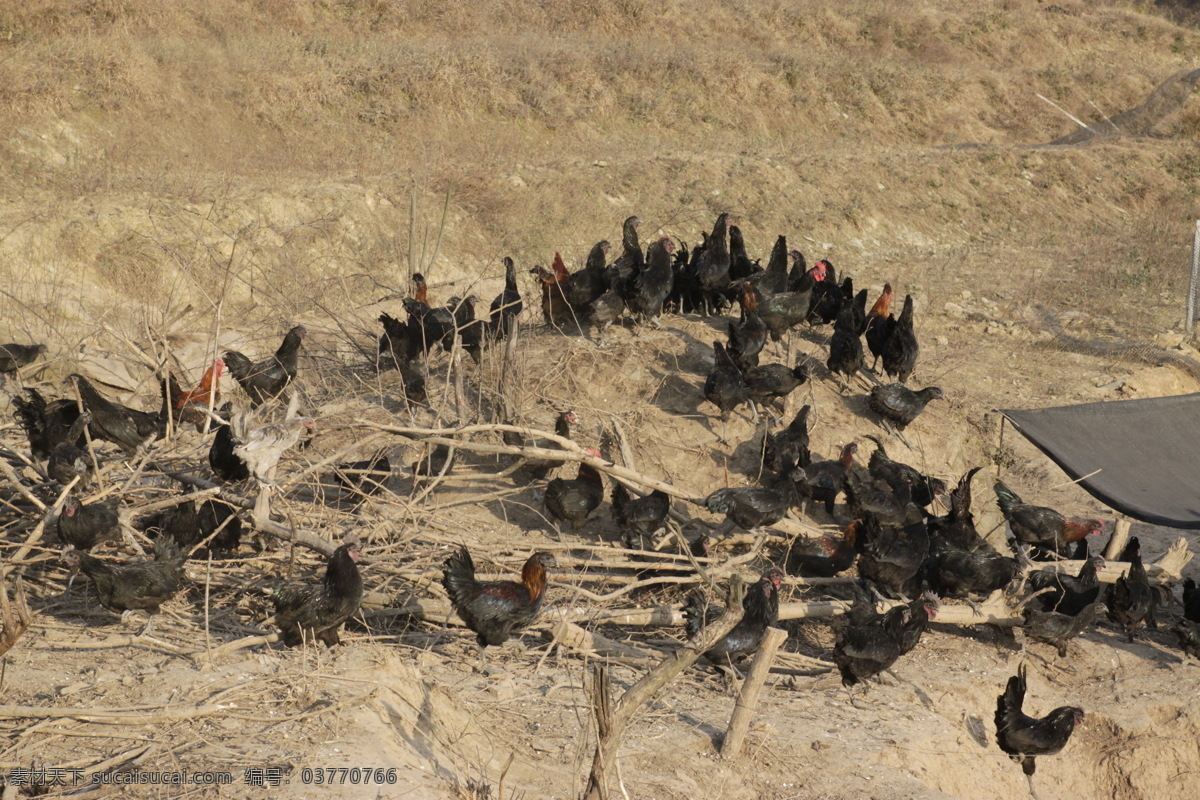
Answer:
[1003,393,1200,530]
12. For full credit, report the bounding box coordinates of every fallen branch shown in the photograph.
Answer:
[552,621,659,661]
[360,419,705,503]
[201,632,281,664]
[159,467,337,556]
[0,476,80,579]
[1035,537,1192,584]
[0,700,233,725]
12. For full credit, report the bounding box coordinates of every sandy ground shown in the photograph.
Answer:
[2,280,1200,800]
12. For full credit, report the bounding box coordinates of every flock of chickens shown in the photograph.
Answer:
[2,209,1198,787]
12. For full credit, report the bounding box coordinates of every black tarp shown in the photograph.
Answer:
[1002,393,1200,529]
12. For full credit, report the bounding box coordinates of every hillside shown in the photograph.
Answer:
[1,1,1200,799]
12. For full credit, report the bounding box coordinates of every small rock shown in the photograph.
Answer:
[488,677,516,702]
[943,302,968,318]
[961,290,972,299]
[934,336,949,346]
[1156,332,1185,349]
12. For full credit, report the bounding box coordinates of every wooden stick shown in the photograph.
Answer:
[721,626,788,759]
[552,621,657,661]
[0,458,48,513]
[1103,518,1132,562]
[583,575,745,800]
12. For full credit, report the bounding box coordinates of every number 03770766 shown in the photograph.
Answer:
[300,767,399,785]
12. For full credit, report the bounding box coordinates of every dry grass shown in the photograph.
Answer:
[0,1,1196,334]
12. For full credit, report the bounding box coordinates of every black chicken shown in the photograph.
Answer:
[487,256,523,340]
[925,546,1020,600]
[898,592,942,656]
[503,410,577,480]
[704,342,750,442]
[62,537,187,635]
[806,261,848,326]
[1105,537,1156,641]
[826,306,864,389]
[579,286,625,345]
[565,240,611,308]
[46,412,94,488]
[744,362,809,413]
[786,522,858,578]
[411,443,456,479]
[844,469,916,528]
[69,374,166,455]
[377,311,419,371]
[684,568,784,664]
[1174,619,1200,660]
[763,404,811,474]
[856,515,929,600]
[445,295,483,362]
[208,403,250,483]
[995,664,1083,776]
[1027,554,1106,616]
[224,325,306,407]
[611,484,671,540]
[140,497,243,556]
[833,603,909,698]
[544,451,604,530]
[704,486,788,534]
[333,451,392,500]
[1022,601,1105,658]
[13,387,84,460]
[625,236,676,326]
[58,497,120,552]
[881,294,918,383]
[865,436,945,509]
[868,384,943,433]
[785,249,808,292]
[927,467,989,553]
[745,235,789,295]
[403,293,455,358]
[1183,578,1200,623]
[273,539,363,647]
[755,256,828,342]
[441,547,556,662]
[607,215,644,297]
[694,213,732,313]
[0,342,46,374]
[728,284,768,369]
[726,225,757,286]
[793,442,858,516]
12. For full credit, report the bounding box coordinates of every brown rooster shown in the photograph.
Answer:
[864,283,894,370]
[441,546,557,668]
[532,253,572,327]
[171,358,225,430]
